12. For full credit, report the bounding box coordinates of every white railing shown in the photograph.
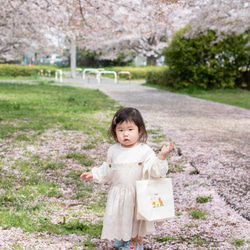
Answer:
[97,71,117,84]
[118,71,131,83]
[76,68,82,74]
[38,69,44,76]
[82,69,99,79]
[45,70,51,77]
[55,69,63,82]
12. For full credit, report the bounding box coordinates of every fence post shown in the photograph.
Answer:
[55,70,63,82]
[118,71,131,83]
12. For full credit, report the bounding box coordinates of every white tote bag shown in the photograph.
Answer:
[136,177,175,222]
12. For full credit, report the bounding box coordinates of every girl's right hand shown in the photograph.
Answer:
[158,141,174,160]
[80,172,93,182]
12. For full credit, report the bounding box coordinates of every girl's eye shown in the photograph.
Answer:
[129,129,133,131]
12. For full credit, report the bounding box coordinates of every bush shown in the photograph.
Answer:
[108,66,163,80]
[0,64,57,77]
[236,69,250,90]
[163,29,250,89]
[145,66,170,86]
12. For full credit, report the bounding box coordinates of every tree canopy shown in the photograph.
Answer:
[0,0,249,62]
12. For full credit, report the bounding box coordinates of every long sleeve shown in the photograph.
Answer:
[142,149,168,179]
[92,162,111,183]
[92,147,112,183]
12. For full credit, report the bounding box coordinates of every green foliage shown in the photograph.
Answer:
[163,29,250,89]
[145,66,169,86]
[0,64,57,77]
[77,49,134,67]
[108,66,163,80]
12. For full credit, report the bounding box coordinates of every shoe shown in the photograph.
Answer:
[114,239,126,248]
[119,240,143,250]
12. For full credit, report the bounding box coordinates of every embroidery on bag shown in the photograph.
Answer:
[151,193,164,208]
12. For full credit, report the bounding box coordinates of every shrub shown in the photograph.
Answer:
[145,66,170,86]
[0,64,57,77]
[163,28,250,89]
[109,66,164,80]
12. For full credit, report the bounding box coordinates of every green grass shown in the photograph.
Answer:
[196,196,213,203]
[144,83,250,110]
[66,153,94,166]
[188,235,207,246]
[0,209,102,236]
[231,237,249,247]
[167,162,186,174]
[156,235,177,242]
[189,209,208,220]
[0,82,118,241]
[0,82,118,139]
[188,88,250,110]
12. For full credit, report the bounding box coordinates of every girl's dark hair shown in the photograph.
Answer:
[109,107,148,143]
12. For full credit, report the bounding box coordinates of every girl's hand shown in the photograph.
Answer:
[80,172,93,182]
[158,141,174,160]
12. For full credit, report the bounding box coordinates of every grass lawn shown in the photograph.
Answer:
[144,83,250,110]
[0,82,120,139]
[0,82,122,248]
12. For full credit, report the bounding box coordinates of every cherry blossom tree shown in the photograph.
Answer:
[1,0,249,70]
[183,0,250,39]
[74,0,249,66]
[1,0,181,70]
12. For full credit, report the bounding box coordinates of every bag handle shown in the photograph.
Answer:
[140,161,163,181]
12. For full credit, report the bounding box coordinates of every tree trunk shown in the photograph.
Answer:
[70,38,76,78]
[147,56,157,66]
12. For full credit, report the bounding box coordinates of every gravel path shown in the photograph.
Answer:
[48,74,250,220]
[96,79,250,221]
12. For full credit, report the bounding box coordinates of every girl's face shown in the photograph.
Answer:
[115,121,141,148]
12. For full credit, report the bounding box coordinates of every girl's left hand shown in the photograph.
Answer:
[158,141,174,160]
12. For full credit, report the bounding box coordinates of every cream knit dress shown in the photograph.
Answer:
[92,143,168,241]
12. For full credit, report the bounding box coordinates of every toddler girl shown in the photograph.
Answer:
[80,107,174,250]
